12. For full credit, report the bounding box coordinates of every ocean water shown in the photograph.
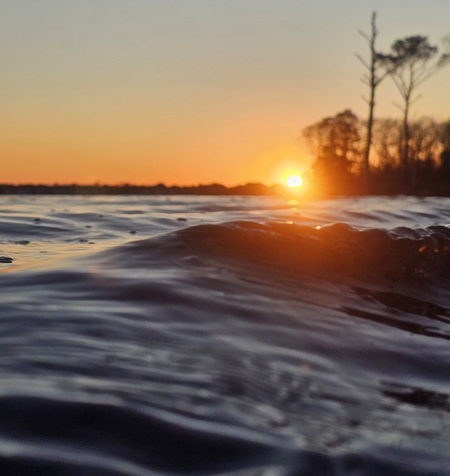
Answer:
[1,194,450,476]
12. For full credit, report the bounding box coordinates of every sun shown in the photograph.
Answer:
[286,174,303,188]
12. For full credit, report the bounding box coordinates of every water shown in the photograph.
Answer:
[1,194,450,475]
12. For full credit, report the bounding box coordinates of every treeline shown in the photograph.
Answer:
[303,110,450,196]
[303,13,450,197]
[0,182,278,196]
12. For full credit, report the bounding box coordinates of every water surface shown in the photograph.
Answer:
[1,195,449,475]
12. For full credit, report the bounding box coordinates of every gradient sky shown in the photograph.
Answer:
[1,0,450,186]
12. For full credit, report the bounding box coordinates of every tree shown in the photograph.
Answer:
[356,12,393,181]
[439,120,450,180]
[372,117,402,168]
[439,119,450,152]
[378,36,450,187]
[408,117,441,164]
[303,110,361,194]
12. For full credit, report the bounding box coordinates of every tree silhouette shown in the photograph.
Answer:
[378,36,450,187]
[439,120,450,182]
[303,110,361,194]
[372,117,402,168]
[301,110,450,196]
[356,12,393,182]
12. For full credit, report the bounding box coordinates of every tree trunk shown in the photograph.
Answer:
[361,12,378,190]
[403,98,411,190]
[363,86,375,186]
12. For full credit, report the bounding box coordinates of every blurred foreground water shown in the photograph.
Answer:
[0,194,450,475]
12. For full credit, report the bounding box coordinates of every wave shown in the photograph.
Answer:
[2,212,450,475]
[119,221,450,281]
[0,394,447,476]
[0,394,287,475]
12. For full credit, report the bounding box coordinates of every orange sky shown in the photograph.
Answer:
[1,1,449,186]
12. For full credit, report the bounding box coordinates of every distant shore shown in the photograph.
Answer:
[1,182,448,197]
[0,183,281,196]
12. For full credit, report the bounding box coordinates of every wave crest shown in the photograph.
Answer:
[144,221,450,280]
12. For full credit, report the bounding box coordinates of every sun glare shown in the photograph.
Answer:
[286,174,303,188]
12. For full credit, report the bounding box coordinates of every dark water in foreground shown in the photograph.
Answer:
[1,195,450,475]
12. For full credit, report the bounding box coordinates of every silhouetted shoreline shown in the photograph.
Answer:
[0,182,280,196]
[0,182,449,197]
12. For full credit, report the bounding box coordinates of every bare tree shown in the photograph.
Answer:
[356,12,392,181]
[378,36,450,186]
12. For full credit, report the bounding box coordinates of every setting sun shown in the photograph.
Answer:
[286,174,303,188]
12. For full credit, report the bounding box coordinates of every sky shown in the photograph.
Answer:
[1,0,450,186]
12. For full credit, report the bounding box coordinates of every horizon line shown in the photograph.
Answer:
[0,181,281,189]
